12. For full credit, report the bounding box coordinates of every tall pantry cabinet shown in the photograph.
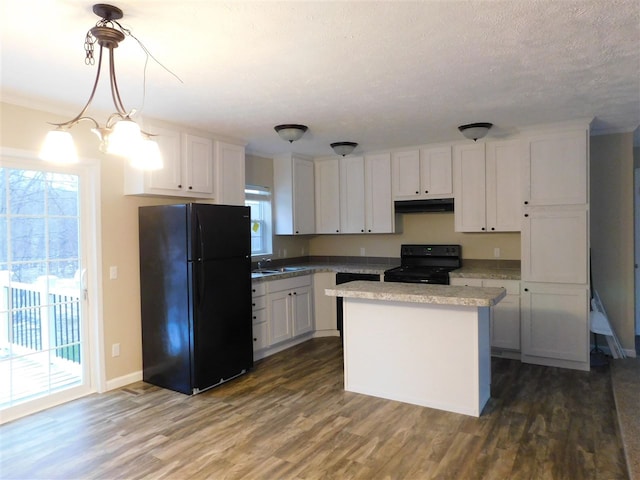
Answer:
[520,125,590,371]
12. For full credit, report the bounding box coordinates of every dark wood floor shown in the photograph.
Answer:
[1,338,628,479]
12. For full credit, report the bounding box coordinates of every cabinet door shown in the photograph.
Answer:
[183,134,214,195]
[214,141,245,205]
[292,286,314,336]
[149,126,182,192]
[292,157,316,234]
[340,156,366,233]
[268,290,293,345]
[521,283,589,365]
[392,150,420,198]
[486,140,522,232]
[525,130,588,206]
[454,143,487,232]
[252,321,268,351]
[421,146,452,197]
[522,206,588,284]
[365,153,393,233]
[315,158,341,233]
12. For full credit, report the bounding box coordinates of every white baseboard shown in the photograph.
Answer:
[313,330,340,338]
[105,371,143,391]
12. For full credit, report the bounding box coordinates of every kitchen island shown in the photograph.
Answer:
[325,281,506,417]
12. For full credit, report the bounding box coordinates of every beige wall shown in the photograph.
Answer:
[246,153,310,259]
[309,213,521,259]
[590,132,635,350]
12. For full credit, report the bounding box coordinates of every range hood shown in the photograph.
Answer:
[394,198,454,213]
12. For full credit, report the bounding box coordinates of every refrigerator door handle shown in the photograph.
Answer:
[196,211,205,261]
[194,261,205,309]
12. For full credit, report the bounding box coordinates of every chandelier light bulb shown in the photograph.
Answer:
[39,129,79,164]
[130,137,163,170]
[107,118,143,157]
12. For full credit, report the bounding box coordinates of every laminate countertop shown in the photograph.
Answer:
[449,266,521,281]
[251,263,394,281]
[325,280,506,307]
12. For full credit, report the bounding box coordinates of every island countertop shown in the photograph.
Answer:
[325,280,506,307]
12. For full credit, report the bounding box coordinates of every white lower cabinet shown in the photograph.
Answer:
[450,277,520,352]
[266,275,314,347]
[520,282,589,370]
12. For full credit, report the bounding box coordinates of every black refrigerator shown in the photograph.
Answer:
[138,203,253,395]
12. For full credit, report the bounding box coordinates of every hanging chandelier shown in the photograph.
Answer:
[39,4,162,170]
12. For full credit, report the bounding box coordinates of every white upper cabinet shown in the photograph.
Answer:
[183,134,214,195]
[147,126,183,193]
[524,129,588,206]
[392,147,452,199]
[392,150,420,198]
[123,125,245,202]
[485,139,523,232]
[454,141,522,233]
[365,152,394,233]
[214,140,245,206]
[454,143,487,232]
[274,154,315,235]
[124,126,215,198]
[314,158,341,234]
[421,147,453,197]
[340,156,366,233]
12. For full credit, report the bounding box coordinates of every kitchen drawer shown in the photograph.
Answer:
[483,279,520,294]
[252,283,266,297]
[252,321,268,351]
[266,274,312,293]
[252,295,267,310]
[252,308,266,324]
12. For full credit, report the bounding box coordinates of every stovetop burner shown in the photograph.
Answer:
[384,244,461,285]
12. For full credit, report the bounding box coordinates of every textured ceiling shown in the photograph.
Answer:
[2,0,639,156]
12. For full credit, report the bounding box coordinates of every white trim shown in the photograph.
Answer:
[0,147,106,407]
[105,371,143,391]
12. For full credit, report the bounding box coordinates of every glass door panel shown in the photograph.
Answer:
[0,168,85,408]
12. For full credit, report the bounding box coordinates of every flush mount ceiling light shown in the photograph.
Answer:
[39,3,162,170]
[330,142,358,156]
[274,124,308,143]
[458,123,493,142]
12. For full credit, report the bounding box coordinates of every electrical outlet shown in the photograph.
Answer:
[360,247,366,256]
[494,248,501,258]
[109,265,118,280]
[112,343,120,357]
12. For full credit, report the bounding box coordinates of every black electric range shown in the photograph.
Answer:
[384,244,461,284]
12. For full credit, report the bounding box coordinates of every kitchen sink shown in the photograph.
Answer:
[252,266,308,275]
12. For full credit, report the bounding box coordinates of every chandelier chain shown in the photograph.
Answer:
[84,31,96,66]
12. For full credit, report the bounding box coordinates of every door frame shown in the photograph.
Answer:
[0,147,105,423]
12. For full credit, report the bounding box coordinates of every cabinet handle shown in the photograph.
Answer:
[254,338,257,342]
[524,213,529,217]
[293,291,297,295]
[524,201,529,205]
[178,184,182,189]
[368,229,372,232]
[415,191,419,194]
[295,230,299,234]
[491,227,495,231]
[252,289,256,293]
[288,293,292,296]
[252,303,255,307]
[188,186,193,190]
[481,227,485,231]
[253,316,257,320]
[425,190,429,194]
[361,229,364,232]
[524,288,529,292]
[336,230,339,233]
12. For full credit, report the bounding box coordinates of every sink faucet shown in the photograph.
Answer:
[257,258,271,270]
